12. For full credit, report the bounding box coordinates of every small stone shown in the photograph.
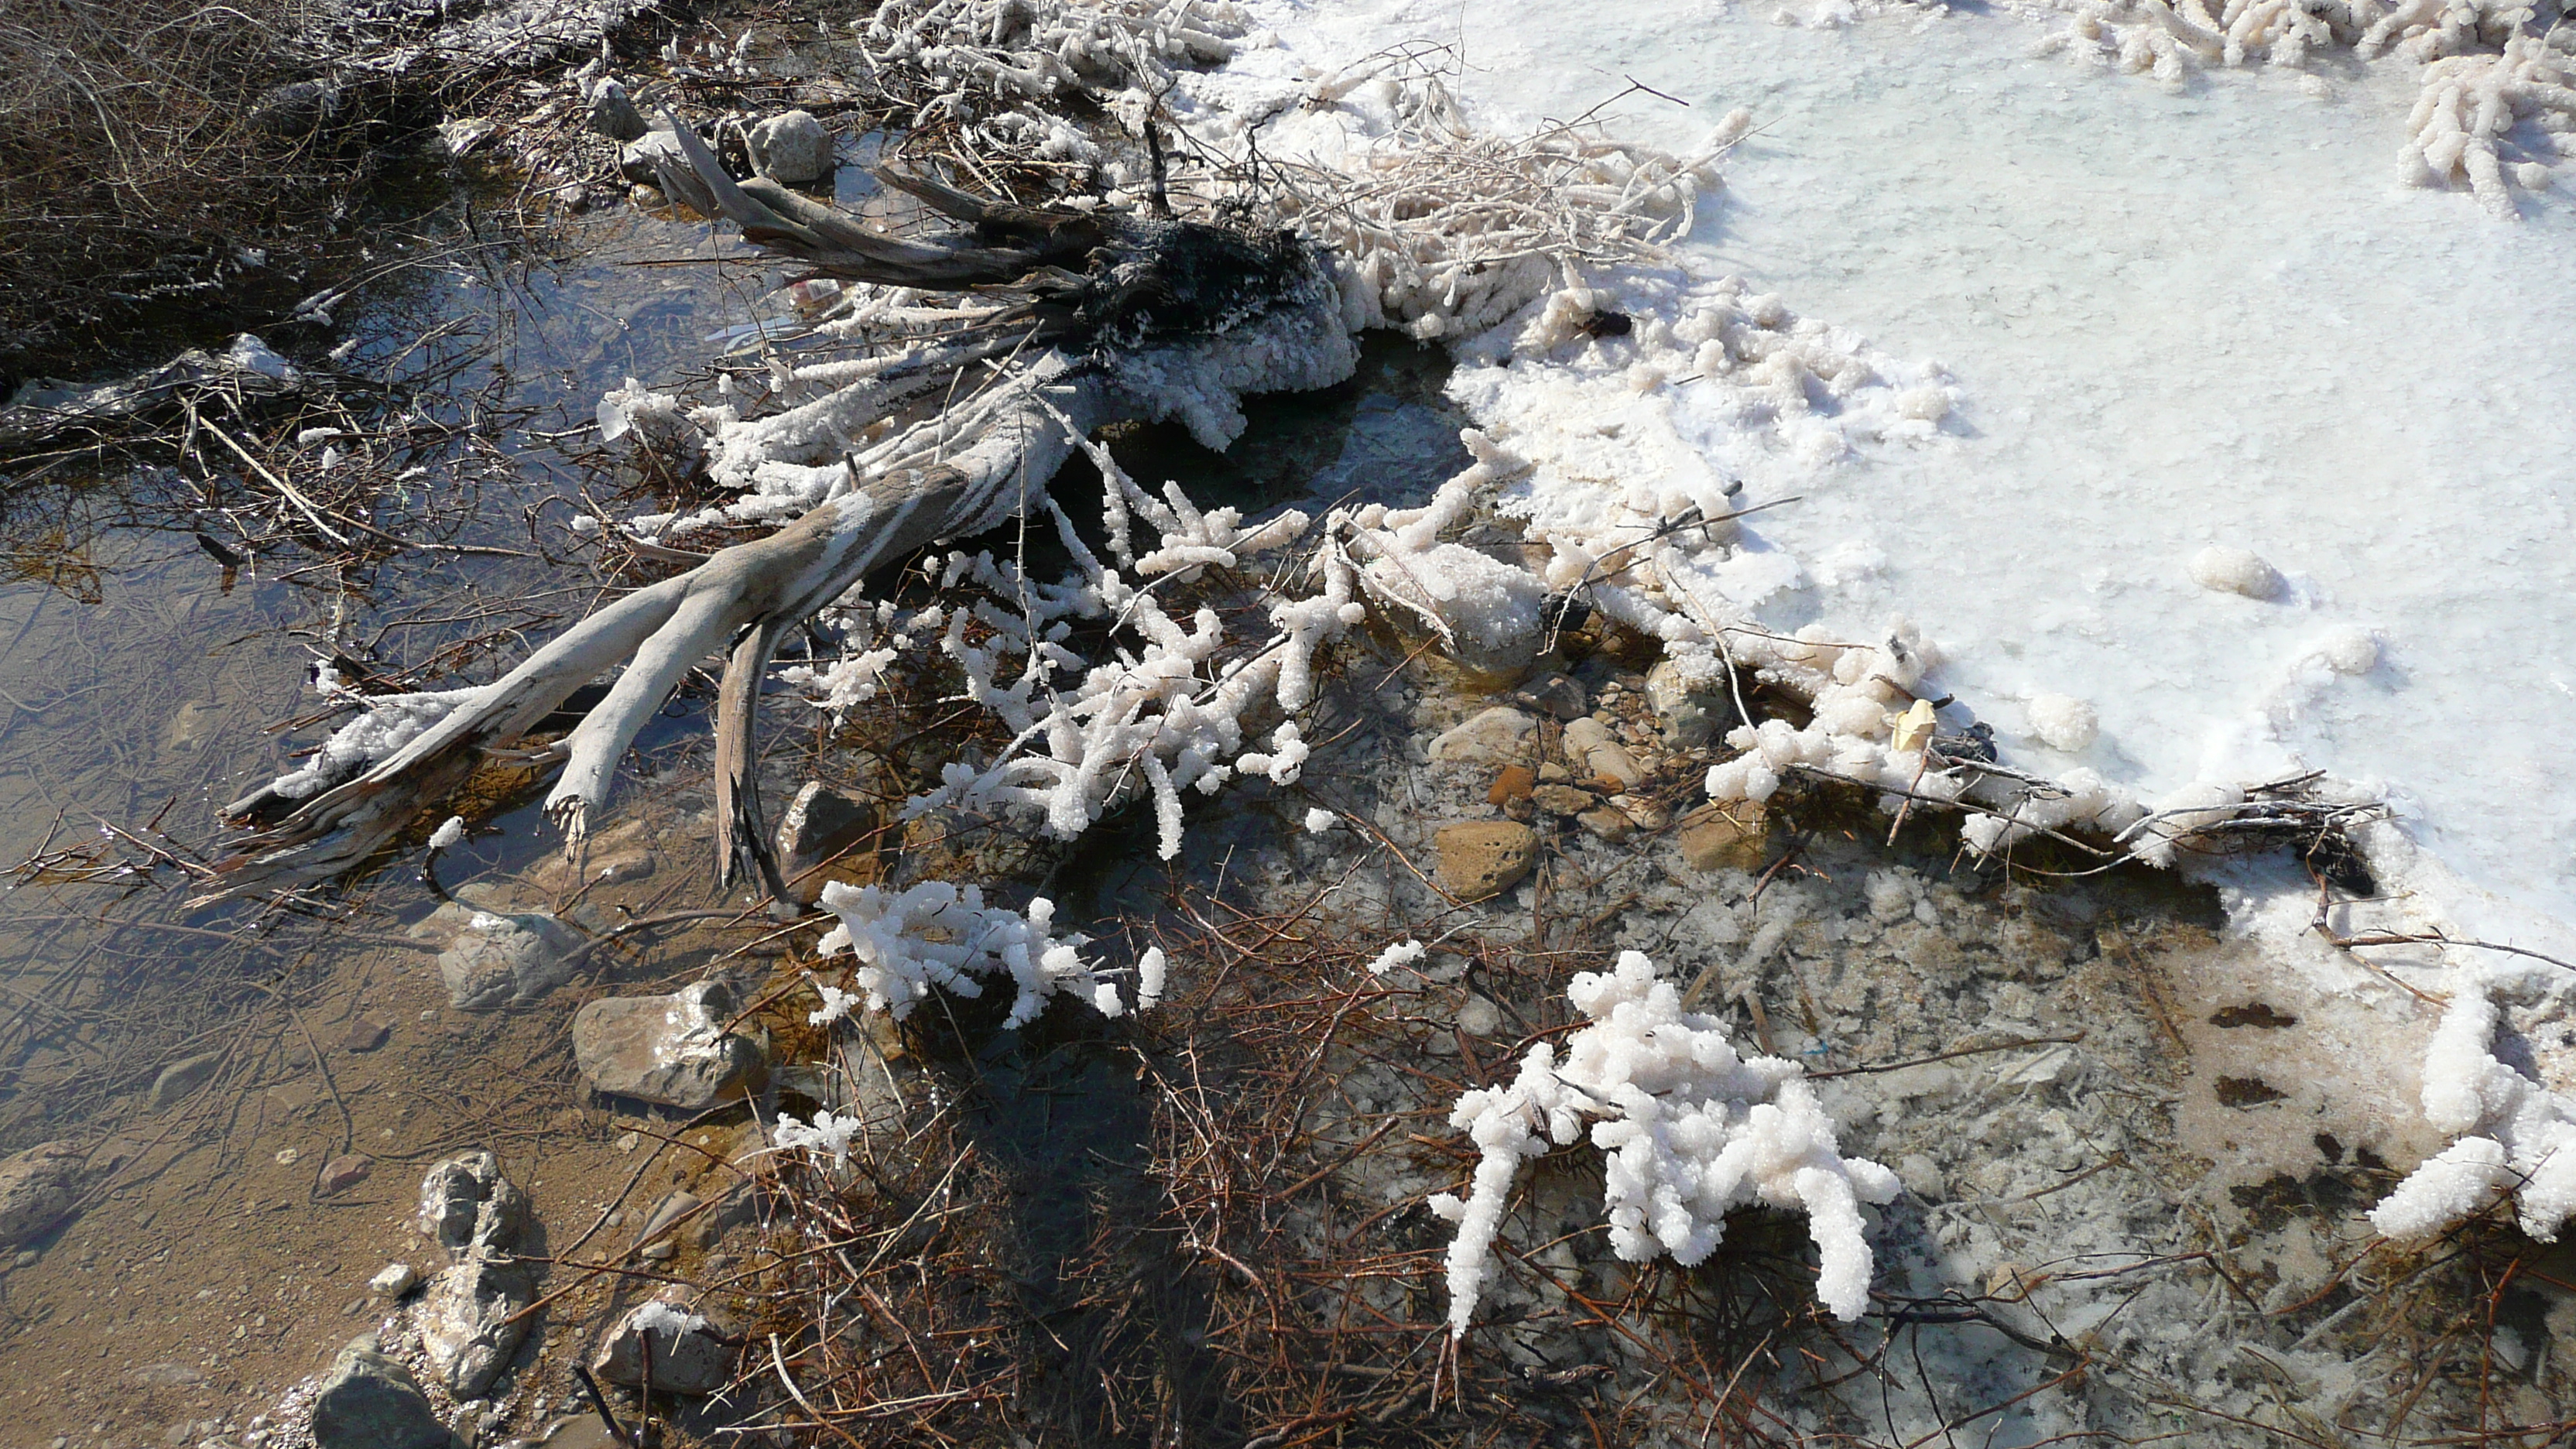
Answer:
[308,1333,454,1448]
[368,1263,418,1298]
[0,1142,81,1248]
[637,1239,676,1262]
[149,1052,224,1111]
[617,128,691,186]
[584,78,646,142]
[1563,717,1646,789]
[1487,765,1536,805]
[591,1293,732,1395]
[747,109,834,184]
[274,1148,300,1167]
[1427,706,1535,765]
[317,1155,372,1196]
[774,781,875,904]
[1509,673,1588,720]
[629,183,666,207]
[1576,807,1636,843]
[340,1017,391,1053]
[615,1132,640,1154]
[1613,794,1670,831]
[634,1189,701,1247]
[572,981,762,1110]
[1673,801,1769,873]
[1432,821,1539,901]
[1531,784,1594,817]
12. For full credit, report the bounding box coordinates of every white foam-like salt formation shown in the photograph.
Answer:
[2026,694,2101,752]
[813,881,1126,1027]
[2189,545,2285,599]
[1432,950,1897,1332]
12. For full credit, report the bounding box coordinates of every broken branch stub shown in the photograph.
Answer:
[199,135,1354,905]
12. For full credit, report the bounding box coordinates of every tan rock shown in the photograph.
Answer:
[1673,801,1769,872]
[1429,706,1536,765]
[1614,795,1670,831]
[1531,784,1595,817]
[1577,807,1636,843]
[1487,765,1536,805]
[1434,821,1539,900]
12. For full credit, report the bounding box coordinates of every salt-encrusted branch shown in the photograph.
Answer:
[1433,950,1899,1332]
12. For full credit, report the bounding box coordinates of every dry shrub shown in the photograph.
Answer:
[0,0,357,375]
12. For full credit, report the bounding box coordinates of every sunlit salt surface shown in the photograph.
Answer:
[1248,0,2576,942]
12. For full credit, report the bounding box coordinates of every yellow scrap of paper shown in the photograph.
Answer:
[1892,699,1938,754]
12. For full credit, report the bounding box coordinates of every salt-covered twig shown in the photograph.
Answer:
[2371,962,2576,1241]
[1432,950,1899,1333]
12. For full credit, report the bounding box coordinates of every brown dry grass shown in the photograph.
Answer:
[0,0,356,376]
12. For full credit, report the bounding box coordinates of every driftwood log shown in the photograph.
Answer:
[200,126,1353,904]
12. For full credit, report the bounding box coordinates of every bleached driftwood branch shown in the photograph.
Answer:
[200,128,1355,903]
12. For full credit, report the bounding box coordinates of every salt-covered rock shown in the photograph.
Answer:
[2314,626,2379,676]
[0,1141,84,1246]
[2024,694,2098,752]
[2188,545,2283,600]
[1433,820,1539,899]
[591,1293,733,1395]
[774,781,875,904]
[416,1150,528,1261]
[1645,655,1733,749]
[411,1152,534,1399]
[416,1254,535,1399]
[572,981,761,1110]
[309,1334,455,1449]
[747,110,834,183]
[148,1050,223,1110]
[584,78,646,142]
[436,909,581,1010]
[1428,706,1535,765]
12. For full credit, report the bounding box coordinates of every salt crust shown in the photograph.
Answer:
[2017,0,2576,214]
[1431,950,1898,1332]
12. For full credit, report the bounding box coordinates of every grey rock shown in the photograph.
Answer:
[416,1255,535,1399]
[436,909,581,1010]
[591,1293,733,1395]
[1645,656,1736,750]
[617,127,690,187]
[149,1050,224,1111]
[774,781,873,904]
[310,1334,455,1449]
[747,109,834,184]
[571,979,752,1103]
[0,1142,84,1247]
[584,77,646,142]
[1509,673,1589,721]
[416,1150,529,1261]
[573,981,761,1110]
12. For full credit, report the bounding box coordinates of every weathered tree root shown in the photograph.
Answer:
[198,141,1353,906]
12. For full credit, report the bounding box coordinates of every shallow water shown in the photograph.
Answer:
[0,170,1490,1444]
